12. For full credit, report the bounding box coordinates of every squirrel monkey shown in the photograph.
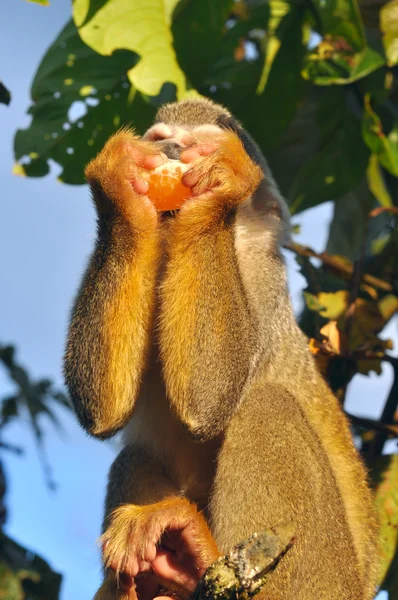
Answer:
[64,98,378,600]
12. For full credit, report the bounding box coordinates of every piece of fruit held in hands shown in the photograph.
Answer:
[146,160,190,212]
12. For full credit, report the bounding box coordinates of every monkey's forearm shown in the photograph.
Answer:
[160,217,257,440]
[64,216,160,438]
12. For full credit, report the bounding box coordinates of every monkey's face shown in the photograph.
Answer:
[143,122,224,160]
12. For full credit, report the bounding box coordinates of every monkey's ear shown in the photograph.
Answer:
[216,114,240,134]
[143,123,173,141]
[252,179,292,245]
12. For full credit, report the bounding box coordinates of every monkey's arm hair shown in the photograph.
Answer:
[64,190,161,438]
[160,132,262,440]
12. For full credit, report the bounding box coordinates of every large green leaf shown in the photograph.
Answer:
[266,88,321,199]
[172,0,233,88]
[235,6,307,153]
[383,549,398,599]
[370,454,398,591]
[200,2,268,111]
[288,88,369,213]
[326,179,376,260]
[255,0,296,94]
[73,0,189,99]
[327,156,395,260]
[362,93,398,176]
[380,0,398,66]
[14,20,155,184]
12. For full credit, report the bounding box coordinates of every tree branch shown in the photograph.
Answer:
[285,241,393,292]
[346,412,398,437]
[190,524,295,600]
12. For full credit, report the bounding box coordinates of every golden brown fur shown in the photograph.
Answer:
[64,98,378,600]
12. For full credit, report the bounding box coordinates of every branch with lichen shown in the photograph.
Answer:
[190,523,295,600]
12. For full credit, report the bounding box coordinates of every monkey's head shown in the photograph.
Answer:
[144,98,290,235]
[144,98,266,169]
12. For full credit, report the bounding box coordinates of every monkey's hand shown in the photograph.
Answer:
[179,130,263,218]
[101,498,219,599]
[85,129,167,232]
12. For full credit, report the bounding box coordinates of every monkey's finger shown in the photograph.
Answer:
[118,572,135,592]
[142,541,157,564]
[131,176,150,195]
[180,144,217,163]
[150,548,199,593]
[108,555,140,578]
[142,153,168,170]
[181,167,210,189]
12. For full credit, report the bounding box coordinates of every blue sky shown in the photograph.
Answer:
[0,2,394,599]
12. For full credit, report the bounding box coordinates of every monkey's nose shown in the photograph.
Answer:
[156,141,183,160]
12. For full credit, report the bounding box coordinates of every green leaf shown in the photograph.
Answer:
[370,454,398,589]
[0,562,25,600]
[0,533,62,600]
[1,397,19,422]
[303,0,385,85]
[326,179,376,260]
[73,0,189,99]
[172,0,233,88]
[289,88,369,213]
[305,290,349,319]
[27,0,50,4]
[235,6,307,153]
[311,0,367,50]
[267,89,321,200]
[14,20,155,184]
[380,0,398,66]
[303,292,326,314]
[362,93,398,176]
[0,81,11,106]
[200,3,267,111]
[256,0,294,93]
[383,550,398,599]
[367,153,393,207]
[302,44,385,86]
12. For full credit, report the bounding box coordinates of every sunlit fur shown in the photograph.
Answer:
[64,98,379,600]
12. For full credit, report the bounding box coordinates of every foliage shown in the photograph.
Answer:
[370,454,398,594]
[0,344,71,490]
[0,347,69,599]
[0,82,11,106]
[0,533,61,600]
[9,0,398,597]
[26,0,50,5]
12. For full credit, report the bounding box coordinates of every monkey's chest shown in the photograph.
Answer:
[123,366,219,510]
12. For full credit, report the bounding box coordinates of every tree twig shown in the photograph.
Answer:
[346,412,398,437]
[285,241,393,292]
[364,365,398,458]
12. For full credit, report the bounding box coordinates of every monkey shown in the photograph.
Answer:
[63,97,379,600]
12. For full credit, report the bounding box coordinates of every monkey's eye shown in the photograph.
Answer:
[149,133,166,142]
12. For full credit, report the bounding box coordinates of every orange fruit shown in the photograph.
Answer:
[146,160,190,212]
